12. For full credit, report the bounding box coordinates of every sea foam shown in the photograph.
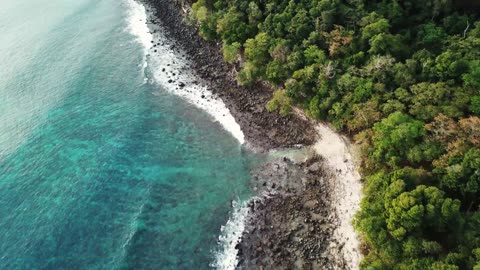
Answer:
[125,2,249,269]
[125,0,245,145]
[211,200,252,270]
[125,0,153,53]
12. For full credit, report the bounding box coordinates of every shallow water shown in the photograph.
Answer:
[0,0,256,269]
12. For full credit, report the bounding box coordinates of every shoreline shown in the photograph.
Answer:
[140,0,317,153]
[235,119,362,269]
[125,0,246,144]
[138,0,362,269]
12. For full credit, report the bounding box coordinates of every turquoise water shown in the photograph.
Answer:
[0,0,255,269]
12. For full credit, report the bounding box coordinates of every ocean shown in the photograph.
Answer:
[0,0,256,269]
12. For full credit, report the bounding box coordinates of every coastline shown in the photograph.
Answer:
[137,0,362,269]
[125,0,246,144]
[235,119,362,269]
[140,0,317,153]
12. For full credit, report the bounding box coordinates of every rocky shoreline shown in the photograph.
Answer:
[241,156,349,269]
[142,0,316,152]
[141,0,361,269]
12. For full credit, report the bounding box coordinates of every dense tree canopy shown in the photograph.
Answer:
[191,0,480,268]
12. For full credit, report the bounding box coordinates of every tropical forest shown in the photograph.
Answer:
[190,0,480,269]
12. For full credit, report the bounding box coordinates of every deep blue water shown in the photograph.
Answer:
[0,0,255,269]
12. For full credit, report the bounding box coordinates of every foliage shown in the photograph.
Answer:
[191,0,480,268]
[266,89,292,116]
[222,41,241,64]
[371,112,425,168]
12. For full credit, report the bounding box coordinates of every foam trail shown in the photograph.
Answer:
[124,2,249,267]
[211,200,251,270]
[125,0,245,144]
[125,0,153,53]
[125,0,153,81]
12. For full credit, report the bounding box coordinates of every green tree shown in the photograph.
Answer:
[409,82,471,121]
[192,0,209,23]
[435,148,480,205]
[471,96,480,116]
[371,112,426,167]
[216,7,251,44]
[266,89,292,116]
[237,61,260,86]
[416,23,448,50]
[222,41,241,64]
[385,185,461,240]
[247,2,263,25]
[463,60,480,89]
[244,32,271,64]
[266,59,289,84]
[435,50,469,80]
[361,17,390,41]
[304,45,326,65]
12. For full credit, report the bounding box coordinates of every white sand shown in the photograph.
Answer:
[312,122,362,270]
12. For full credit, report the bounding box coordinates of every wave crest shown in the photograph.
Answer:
[211,199,252,270]
[125,0,244,144]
